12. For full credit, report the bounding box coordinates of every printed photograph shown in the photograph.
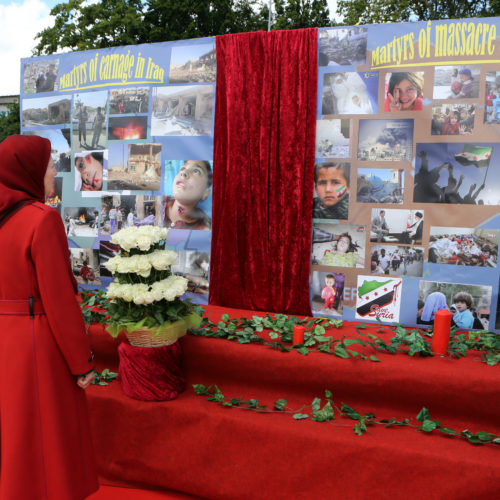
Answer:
[23,59,59,94]
[171,251,210,294]
[357,119,413,161]
[108,116,148,141]
[44,177,63,214]
[413,143,499,205]
[357,168,404,204]
[107,143,162,191]
[72,91,108,151]
[23,128,71,172]
[100,194,162,235]
[322,71,378,115]
[311,223,366,268]
[370,245,424,276]
[355,275,402,322]
[64,207,99,237]
[169,43,216,83]
[163,160,212,231]
[417,280,491,330]
[74,151,106,192]
[429,226,498,267]
[318,27,368,67]
[315,119,350,158]
[370,208,424,244]
[484,71,500,124]
[109,87,150,114]
[151,85,213,136]
[433,65,480,99]
[22,95,71,127]
[431,104,475,135]
[311,271,345,317]
[69,248,101,285]
[384,72,424,111]
[99,241,121,278]
[313,162,350,220]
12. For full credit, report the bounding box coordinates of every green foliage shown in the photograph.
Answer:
[91,368,118,386]
[80,289,109,328]
[273,0,332,30]
[0,102,20,143]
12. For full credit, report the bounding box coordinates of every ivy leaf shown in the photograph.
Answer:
[334,344,349,359]
[438,428,457,435]
[312,402,335,422]
[325,389,333,399]
[193,384,209,395]
[343,339,359,347]
[476,431,494,442]
[221,314,230,321]
[419,419,438,432]
[269,331,279,339]
[306,320,314,328]
[311,397,322,411]
[293,413,309,420]
[297,347,309,356]
[492,438,500,445]
[317,343,331,353]
[341,403,360,420]
[369,355,381,362]
[416,407,430,422]
[274,399,288,411]
[208,385,224,402]
[314,325,326,335]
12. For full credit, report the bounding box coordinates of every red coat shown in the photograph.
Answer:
[0,136,98,499]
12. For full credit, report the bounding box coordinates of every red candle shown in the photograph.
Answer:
[432,310,452,355]
[293,325,305,346]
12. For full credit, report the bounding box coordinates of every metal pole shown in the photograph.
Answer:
[267,0,272,31]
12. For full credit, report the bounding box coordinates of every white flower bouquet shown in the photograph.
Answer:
[104,225,202,346]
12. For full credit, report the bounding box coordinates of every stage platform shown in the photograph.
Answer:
[87,305,500,499]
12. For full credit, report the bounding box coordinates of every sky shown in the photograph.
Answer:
[0,0,339,96]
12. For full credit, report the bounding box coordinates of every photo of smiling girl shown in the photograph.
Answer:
[163,160,212,230]
[384,72,424,111]
[74,151,105,191]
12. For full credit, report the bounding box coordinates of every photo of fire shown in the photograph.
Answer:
[108,116,149,141]
[63,206,99,237]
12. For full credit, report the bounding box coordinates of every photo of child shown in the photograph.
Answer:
[321,274,337,309]
[384,72,424,111]
[69,248,101,286]
[74,151,105,191]
[484,71,500,123]
[311,271,344,317]
[312,162,350,220]
[433,66,480,100]
[431,104,475,136]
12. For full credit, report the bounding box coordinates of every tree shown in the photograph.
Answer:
[273,0,332,30]
[0,102,20,143]
[336,0,492,26]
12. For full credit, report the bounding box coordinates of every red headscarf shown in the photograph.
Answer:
[0,134,51,223]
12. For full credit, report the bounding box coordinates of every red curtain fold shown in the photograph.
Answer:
[209,28,317,316]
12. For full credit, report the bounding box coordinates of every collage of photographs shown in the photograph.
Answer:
[21,42,217,300]
[312,25,500,328]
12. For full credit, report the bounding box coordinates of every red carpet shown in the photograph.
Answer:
[86,306,500,499]
[89,485,200,499]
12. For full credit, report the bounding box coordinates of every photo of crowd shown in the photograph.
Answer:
[417,281,491,330]
[109,87,150,115]
[428,227,498,267]
[310,271,345,317]
[23,59,59,94]
[433,65,480,99]
[357,168,403,204]
[370,245,424,276]
[431,104,475,136]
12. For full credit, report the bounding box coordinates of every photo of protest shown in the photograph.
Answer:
[45,177,63,214]
[151,85,213,136]
[484,71,500,123]
[22,95,71,127]
[99,241,121,278]
[428,226,498,267]
[163,160,212,230]
[315,119,350,158]
[171,251,210,295]
[100,194,162,235]
[311,271,345,317]
[23,128,71,172]
[355,275,402,322]
[370,208,424,244]
[74,151,106,192]
[357,119,413,161]
[69,248,101,285]
[311,223,366,268]
[108,116,148,141]
[370,245,424,276]
[72,91,108,151]
[433,65,480,99]
[169,43,216,83]
[417,280,491,330]
[413,143,498,205]
[109,87,150,114]
[356,168,404,204]
[312,161,350,220]
[384,72,424,111]
[64,207,99,237]
[318,27,368,67]
[431,104,475,135]
[108,143,162,191]
[23,59,59,94]
[322,71,377,115]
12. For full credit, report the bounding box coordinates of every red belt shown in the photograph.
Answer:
[0,299,45,316]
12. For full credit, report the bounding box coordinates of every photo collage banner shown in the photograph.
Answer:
[21,17,500,330]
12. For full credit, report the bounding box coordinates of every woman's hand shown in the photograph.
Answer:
[76,371,96,389]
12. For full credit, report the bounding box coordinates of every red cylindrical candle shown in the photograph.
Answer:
[293,325,305,346]
[432,309,452,355]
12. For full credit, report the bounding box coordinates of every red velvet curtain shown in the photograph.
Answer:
[209,29,317,315]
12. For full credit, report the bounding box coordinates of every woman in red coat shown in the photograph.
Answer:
[0,135,99,499]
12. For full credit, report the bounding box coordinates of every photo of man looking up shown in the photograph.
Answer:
[312,162,350,220]
[163,160,212,230]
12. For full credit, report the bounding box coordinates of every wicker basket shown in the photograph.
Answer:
[125,320,188,348]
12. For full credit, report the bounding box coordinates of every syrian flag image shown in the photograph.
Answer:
[355,276,402,322]
[454,144,492,168]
